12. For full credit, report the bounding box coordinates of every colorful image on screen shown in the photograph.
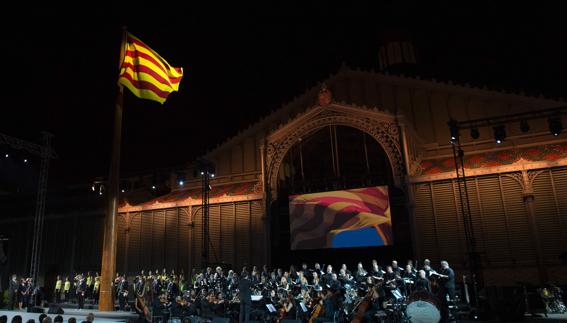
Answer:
[289,186,392,250]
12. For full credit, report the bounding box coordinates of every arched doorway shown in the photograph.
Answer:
[269,125,411,267]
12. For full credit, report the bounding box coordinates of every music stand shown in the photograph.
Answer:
[266,304,277,313]
[391,289,404,301]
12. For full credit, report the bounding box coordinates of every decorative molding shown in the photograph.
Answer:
[418,142,567,176]
[410,158,567,184]
[118,194,264,213]
[253,174,264,194]
[265,104,404,197]
[503,169,545,198]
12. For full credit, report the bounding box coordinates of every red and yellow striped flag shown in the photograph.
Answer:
[118,33,183,104]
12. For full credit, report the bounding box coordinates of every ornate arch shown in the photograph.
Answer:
[265,107,404,197]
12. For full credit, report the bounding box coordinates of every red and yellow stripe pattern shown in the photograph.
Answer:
[118,33,183,104]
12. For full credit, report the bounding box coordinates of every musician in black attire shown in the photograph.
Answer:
[402,265,416,295]
[312,263,323,282]
[391,260,401,274]
[362,285,382,322]
[9,274,18,310]
[238,272,252,323]
[414,270,431,293]
[438,261,455,301]
[328,273,341,291]
[422,259,433,278]
[76,277,86,310]
[117,276,128,311]
[322,265,333,286]
[355,262,367,283]
[383,266,396,286]
[167,276,179,300]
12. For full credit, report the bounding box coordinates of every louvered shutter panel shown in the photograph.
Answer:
[500,175,536,266]
[178,207,191,275]
[432,181,460,264]
[548,168,567,281]
[477,175,510,267]
[550,169,567,251]
[413,183,438,263]
[468,178,487,260]
[152,210,166,270]
[251,200,265,266]
[533,171,563,265]
[165,209,179,270]
[221,204,235,267]
[127,213,142,275]
[116,214,126,273]
[140,211,153,271]
[235,202,250,268]
[208,204,221,264]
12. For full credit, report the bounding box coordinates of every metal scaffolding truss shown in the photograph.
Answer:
[0,131,56,282]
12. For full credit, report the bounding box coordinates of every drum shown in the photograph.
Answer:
[405,291,442,323]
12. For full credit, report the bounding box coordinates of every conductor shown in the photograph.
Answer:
[238,271,252,323]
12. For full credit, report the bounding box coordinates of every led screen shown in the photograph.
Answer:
[289,186,392,250]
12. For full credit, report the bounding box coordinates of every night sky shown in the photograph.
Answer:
[1,5,567,192]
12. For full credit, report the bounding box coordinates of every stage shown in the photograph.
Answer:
[0,308,138,323]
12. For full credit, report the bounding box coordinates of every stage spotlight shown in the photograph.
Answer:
[179,180,184,186]
[121,189,125,193]
[448,120,459,143]
[152,185,156,190]
[4,154,8,158]
[24,159,28,163]
[200,171,205,176]
[493,125,506,144]
[210,173,215,178]
[92,185,95,192]
[470,127,480,139]
[548,116,563,136]
[520,120,530,133]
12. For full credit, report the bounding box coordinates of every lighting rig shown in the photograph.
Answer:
[448,104,566,307]
[195,158,215,268]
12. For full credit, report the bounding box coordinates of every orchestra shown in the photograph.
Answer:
[8,259,473,322]
[104,259,460,322]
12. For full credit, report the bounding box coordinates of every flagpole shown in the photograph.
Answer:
[99,26,127,312]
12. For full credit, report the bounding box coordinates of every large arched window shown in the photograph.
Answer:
[276,125,393,199]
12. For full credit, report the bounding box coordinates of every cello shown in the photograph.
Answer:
[352,287,374,323]
[308,293,324,323]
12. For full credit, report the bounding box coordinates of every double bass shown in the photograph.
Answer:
[135,295,152,322]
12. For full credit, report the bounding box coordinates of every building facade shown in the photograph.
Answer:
[2,66,566,288]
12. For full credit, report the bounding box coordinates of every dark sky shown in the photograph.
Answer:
[1,4,567,191]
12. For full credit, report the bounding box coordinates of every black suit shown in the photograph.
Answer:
[238,276,252,323]
[9,279,18,310]
[76,280,87,309]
